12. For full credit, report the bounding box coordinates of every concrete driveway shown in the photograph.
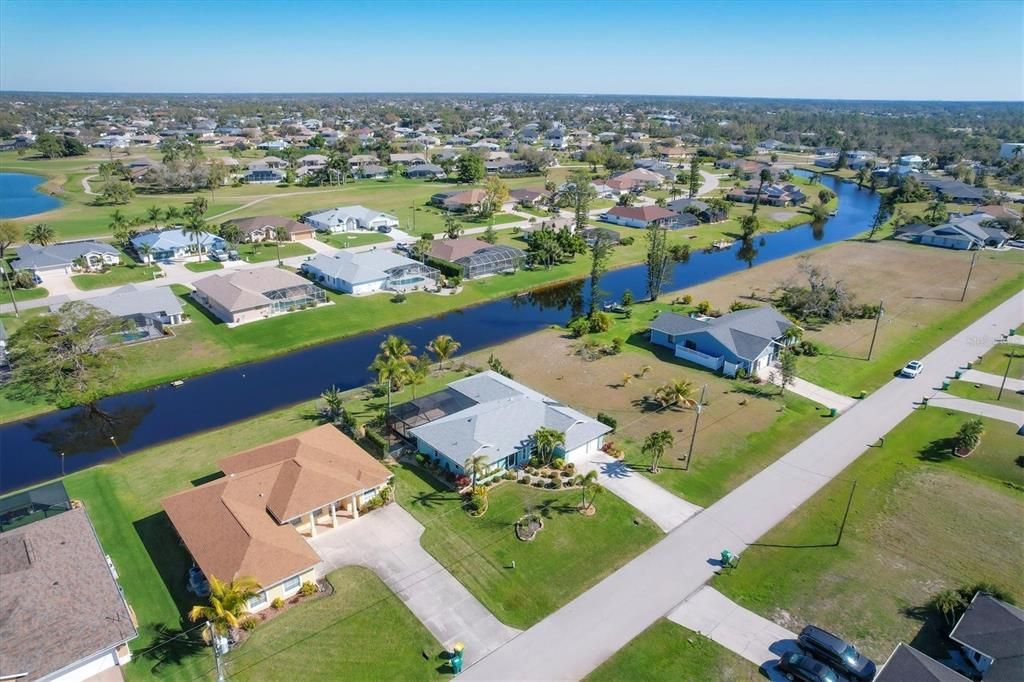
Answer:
[925,393,1024,426]
[576,452,702,532]
[309,503,519,665]
[960,368,1024,393]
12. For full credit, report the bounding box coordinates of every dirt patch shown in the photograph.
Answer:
[769,211,797,222]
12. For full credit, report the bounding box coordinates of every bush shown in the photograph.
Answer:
[511,225,521,234]
[551,458,565,470]
[621,289,634,307]
[532,479,544,487]
[798,340,820,356]
[518,476,530,485]
[391,292,407,303]
[609,337,624,354]
[469,491,487,512]
[729,300,757,312]
[695,300,712,315]
[546,480,557,489]
[619,235,635,245]
[455,474,471,488]
[859,303,881,319]
[240,617,259,632]
[300,581,318,597]
[681,294,693,305]
[447,275,462,288]
[567,316,590,338]
[553,477,563,489]
[597,412,618,431]
[955,418,984,452]
[588,311,612,333]
[503,470,516,480]
[415,453,426,465]
[271,597,285,610]
[362,428,388,455]
[564,462,575,474]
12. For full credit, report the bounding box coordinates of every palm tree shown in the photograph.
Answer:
[182,214,208,262]
[164,206,181,225]
[25,223,56,246]
[379,335,414,363]
[188,195,209,219]
[580,469,602,511]
[273,226,289,265]
[370,353,410,423]
[137,242,154,264]
[428,334,461,370]
[810,201,829,222]
[531,426,565,466]
[928,198,947,224]
[655,379,698,409]
[752,168,771,215]
[188,575,262,637]
[407,355,431,398]
[856,167,869,188]
[934,589,967,627]
[146,205,162,227]
[464,454,489,488]
[818,189,832,206]
[320,385,344,423]
[642,430,675,473]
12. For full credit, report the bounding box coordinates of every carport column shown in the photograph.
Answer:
[350,494,359,519]
[330,502,338,528]
[308,511,317,537]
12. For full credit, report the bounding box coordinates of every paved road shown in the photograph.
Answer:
[576,453,702,532]
[310,504,519,665]
[696,170,721,197]
[459,291,1023,680]
[960,368,1024,393]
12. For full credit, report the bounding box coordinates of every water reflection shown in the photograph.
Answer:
[811,219,826,241]
[736,238,759,269]
[31,399,155,457]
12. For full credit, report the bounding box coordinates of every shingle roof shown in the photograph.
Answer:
[11,241,119,270]
[428,237,494,262]
[193,268,313,313]
[82,284,183,319]
[303,250,420,285]
[131,228,222,251]
[951,593,1024,676]
[0,507,138,680]
[875,644,970,682]
[223,215,311,236]
[605,205,678,222]
[650,306,794,362]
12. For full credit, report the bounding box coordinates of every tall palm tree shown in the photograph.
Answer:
[188,575,262,637]
[273,226,289,265]
[320,385,344,423]
[752,168,771,215]
[182,214,208,262]
[109,209,128,232]
[531,427,565,466]
[164,206,181,225]
[188,195,209,219]
[464,454,489,487]
[137,242,154,264]
[580,469,602,511]
[370,353,410,423]
[379,335,414,362]
[25,223,56,246]
[642,430,675,473]
[146,205,162,227]
[407,355,431,399]
[655,379,698,409]
[428,334,461,370]
[934,589,967,627]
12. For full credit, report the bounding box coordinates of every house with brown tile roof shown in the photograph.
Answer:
[0,506,138,681]
[600,205,686,229]
[161,425,393,612]
[192,268,328,326]
[221,215,316,242]
[441,188,487,212]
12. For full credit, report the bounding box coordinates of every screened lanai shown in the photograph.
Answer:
[454,244,526,279]
[389,387,478,439]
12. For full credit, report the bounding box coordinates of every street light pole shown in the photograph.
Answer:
[867,299,884,361]
[960,250,978,302]
[683,384,707,471]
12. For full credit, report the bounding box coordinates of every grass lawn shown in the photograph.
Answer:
[0,285,48,304]
[183,260,223,273]
[713,409,1024,662]
[972,343,1024,377]
[241,241,315,263]
[319,231,393,250]
[947,379,1024,410]
[586,620,760,682]
[394,464,662,629]
[70,263,162,290]
[223,567,442,681]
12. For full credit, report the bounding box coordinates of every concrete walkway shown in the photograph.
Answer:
[758,367,858,412]
[924,394,1024,426]
[959,368,1024,393]
[459,291,1023,681]
[576,453,703,532]
[309,503,519,665]
[696,169,721,197]
[668,586,799,669]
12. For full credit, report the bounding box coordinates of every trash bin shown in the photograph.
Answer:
[967,362,973,370]
[451,643,465,674]
[1011,328,1017,337]
[859,390,867,399]
[829,407,838,417]
[955,370,962,379]
[942,380,950,390]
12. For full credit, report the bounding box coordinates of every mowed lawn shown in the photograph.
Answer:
[713,408,1024,663]
[223,567,441,681]
[946,379,1024,411]
[71,262,162,290]
[586,620,760,682]
[394,464,662,629]
[972,342,1024,377]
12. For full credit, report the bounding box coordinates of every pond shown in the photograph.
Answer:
[0,173,881,492]
[0,172,62,218]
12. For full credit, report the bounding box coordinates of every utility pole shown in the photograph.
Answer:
[960,250,978,302]
[3,267,19,318]
[998,349,1017,401]
[867,299,884,360]
[834,480,858,546]
[208,621,226,682]
[683,384,707,471]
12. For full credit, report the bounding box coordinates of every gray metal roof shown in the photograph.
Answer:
[83,284,183,319]
[131,228,222,251]
[650,306,794,362]
[11,241,119,270]
[302,250,420,285]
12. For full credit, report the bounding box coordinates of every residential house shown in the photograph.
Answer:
[192,268,327,325]
[301,250,440,295]
[257,139,290,151]
[221,215,316,242]
[874,643,970,682]
[949,592,1024,681]
[913,213,1010,250]
[437,188,487,213]
[998,142,1024,159]
[485,159,534,175]
[601,205,687,229]
[606,167,665,192]
[0,505,138,682]
[667,198,728,223]
[509,188,549,207]
[714,158,769,178]
[913,174,988,204]
[71,284,185,342]
[356,163,389,179]
[347,154,379,168]
[132,228,225,262]
[396,371,610,475]
[649,306,796,376]
[427,237,525,278]
[580,226,622,246]
[297,154,328,169]
[390,152,427,166]
[303,205,399,233]
[242,165,285,184]
[260,156,288,169]
[405,163,447,179]
[898,154,927,169]
[727,183,807,207]
[11,241,121,274]
[162,425,393,613]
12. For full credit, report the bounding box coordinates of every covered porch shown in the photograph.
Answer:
[291,492,368,539]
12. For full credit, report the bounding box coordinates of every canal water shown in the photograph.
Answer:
[0,173,879,492]
[0,172,62,218]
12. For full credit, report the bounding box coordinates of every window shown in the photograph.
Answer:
[283,576,301,592]
[248,592,267,609]
[684,339,697,351]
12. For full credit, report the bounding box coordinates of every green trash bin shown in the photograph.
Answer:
[967,362,973,370]
[942,380,950,390]
[1011,328,1017,337]
[829,407,838,417]
[859,390,867,399]
[955,370,962,379]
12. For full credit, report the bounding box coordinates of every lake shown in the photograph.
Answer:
[0,172,63,218]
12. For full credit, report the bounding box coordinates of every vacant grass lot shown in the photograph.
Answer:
[223,567,441,681]
[394,464,662,629]
[238,240,314,263]
[713,409,1024,663]
[586,620,760,682]
[70,263,162,290]
[973,342,1023,377]
[947,379,1024,410]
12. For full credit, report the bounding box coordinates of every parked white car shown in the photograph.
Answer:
[900,360,924,378]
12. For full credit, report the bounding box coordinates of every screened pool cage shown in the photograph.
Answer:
[385,263,442,291]
[389,388,478,440]
[265,283,327,313]
[455,245,526,279]
[0,481,71,533]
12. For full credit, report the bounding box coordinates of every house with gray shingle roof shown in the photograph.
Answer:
[875,643,970,682]
[131,228,225,262]
[916,213,1010,250]
[950,592,1024,682]
[300,250,439,295]
[302,205,399,233]
[11,241,121,273]
[192,268,327,325]
[400,371,610,476]
[649,305,796,376]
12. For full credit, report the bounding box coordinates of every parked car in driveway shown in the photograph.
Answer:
[777,652,840,682]
[798,625,877,681]
[899,360,924,378]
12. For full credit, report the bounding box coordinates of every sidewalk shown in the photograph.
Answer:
[959,368,1024,393]
[758,367,857,412]
[576,453,703,532]
[924,393,1024,426]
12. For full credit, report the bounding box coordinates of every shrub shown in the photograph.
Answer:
[391,292,407,303]
[469,491,487,512]
[734,367,748,380]
[681,294,693,305]
[621,289,634,307]
[518,476,530,485]
[300,581,318,597]
[447,275,462,288]
[546,480,557,489]
[588,311,612,333]
[271,597,285,610]
[503,470,516,480]
[610,337,624,354]
[561,470,573,478]
[415,453,426,465]
[240,617,259,632]
[619,235,635,245]
[455,474,471,488]
[695,300,712,315]
[729,300,757,312]
[511,225,521,234]
[551,458,565,470]
[597,412,618,431]
[955,418,984,452]
[567,316,590,338]
[553,477,563,489]
[798,340,820,356]
[532,479,544,487]
[564,462,575,474]
[859,303,881,319]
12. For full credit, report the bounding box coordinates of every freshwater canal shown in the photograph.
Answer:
[0,173,880,492]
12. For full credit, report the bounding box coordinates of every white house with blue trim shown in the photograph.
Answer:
[131,228,225,262]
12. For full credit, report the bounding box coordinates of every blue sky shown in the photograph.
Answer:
[1,0,1021,100]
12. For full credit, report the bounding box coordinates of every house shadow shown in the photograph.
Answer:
[900,602,952,661]
[190,471,224,487]
[133,511,198,617]
[182,293,226,326]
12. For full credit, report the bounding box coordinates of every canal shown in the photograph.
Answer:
[0,173,879,492]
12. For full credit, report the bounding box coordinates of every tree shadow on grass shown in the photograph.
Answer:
[918,437,956,463]
[133,511,198,617]
[136,622,207,676]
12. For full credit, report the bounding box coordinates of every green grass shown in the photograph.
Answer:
[223,567,442,681]
[797,269,1024,396]
[240,241,315,263]
[394,464,662,629]
[586,620,761,682]
[319,232,393,250]
[71,263,162,290]
[947,379,1024,410]
[0,285,48,304]
[972,343,1023,377]
[713,409,1024,661]
[183,260,223,273]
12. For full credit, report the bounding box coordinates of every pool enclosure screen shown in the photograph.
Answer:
[385,262,441,289]
[265,283,327,312]
[454,245,526,279]
[0,481,71,532]
[389,388,478,439]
